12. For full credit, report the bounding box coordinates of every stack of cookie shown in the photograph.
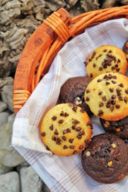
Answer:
[39,41,128,183]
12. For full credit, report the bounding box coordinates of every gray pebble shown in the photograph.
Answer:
[0,112,9,127]
[0,115,25,167]
[20,166,43,192]
[0,101,7,112]
[0,172,20,192]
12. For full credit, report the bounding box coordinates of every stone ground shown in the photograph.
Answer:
[0,0,127,192]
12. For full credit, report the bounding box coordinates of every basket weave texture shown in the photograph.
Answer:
[13,5,128,112]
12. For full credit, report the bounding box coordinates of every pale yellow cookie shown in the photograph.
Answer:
[40,103,92,156]
[86,45,127,78]
[84,73,128,121]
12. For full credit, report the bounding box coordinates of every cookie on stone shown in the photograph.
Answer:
[100,117,128,139]
[86,45,127,78]
[84,72,128,121]
[40,103,92,156]
[81,133,128,183]
[58,76,92,116]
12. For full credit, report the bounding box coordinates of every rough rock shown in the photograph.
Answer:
[0,172,20,192]
[0,163,12,175]
[20,166,43,192]
[0,101,7,112]
[121,0,128,5]
[80,0,99,12]
[0,112,9,126]
[102,0,117,8]
[66,0,78,7]
[1,79,13,112]
[0,114,25,167]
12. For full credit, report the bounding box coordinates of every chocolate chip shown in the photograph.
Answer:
[46,146,50,151]
[93,63,96,67]
[63,145,68,149]
[72,125,76,130]
[72,105,77,112]
[49,125,54,131]
[99,67,103,71]
[124,97,128,103]
[115,104,120,109]
[97,79,102,83]
[119,83,123,88]
[119,96,123,101]
[58,119,64,124]
[72,119,80,125]
[79,145,84,150]
[60,111,69,117]
[106,82,110,85]
[99,102,104,107]
[73,150,77,154]
[115,64,118,68]
[87,122,91,127]
[85,97,90,102]
[98,110,103,116]
[56,138,61,145]
[62,136,66,141]
[54,129,59,135]
[75,127,82,131]
[102,96,107,101]
[86,89,90,93]
[111,95,116,100]
[69,138,74,143]
[52,136,57,141]
[77,130,85,138]
[64,112,69,117]
[116,88,121,96]
[90,73,93,78]
[52,116,57,121]
[84,61,88,66]
[69,145,75,149]
[77,134,82,139]
[111,80,116,84]
[109,88,114,93]
[103,49,107,52]
[116,68,120,72]
[106,102,110,108]
[41,132,46,137]
[110,106,114,112]
[98,91,103,95]
[111,66,115,70]
[63,128,71,134]
[125,89,128,94]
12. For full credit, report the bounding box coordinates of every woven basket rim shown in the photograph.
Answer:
[13,5,128,112]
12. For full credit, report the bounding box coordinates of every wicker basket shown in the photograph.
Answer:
[13,5,128,112]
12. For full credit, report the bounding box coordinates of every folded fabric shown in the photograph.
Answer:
[12,18,128,192]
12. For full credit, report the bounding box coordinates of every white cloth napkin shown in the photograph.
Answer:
[12,18,128,192]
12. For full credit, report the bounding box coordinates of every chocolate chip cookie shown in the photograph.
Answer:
[81,133,128,183]
[40,103,92,156]
[58,76,92,116]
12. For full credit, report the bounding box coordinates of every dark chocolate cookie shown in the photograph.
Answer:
[100,117,128,139]
[58,76,92,116]
[81,133,128,183]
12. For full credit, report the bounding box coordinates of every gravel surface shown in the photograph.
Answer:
[0,0,127,191]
